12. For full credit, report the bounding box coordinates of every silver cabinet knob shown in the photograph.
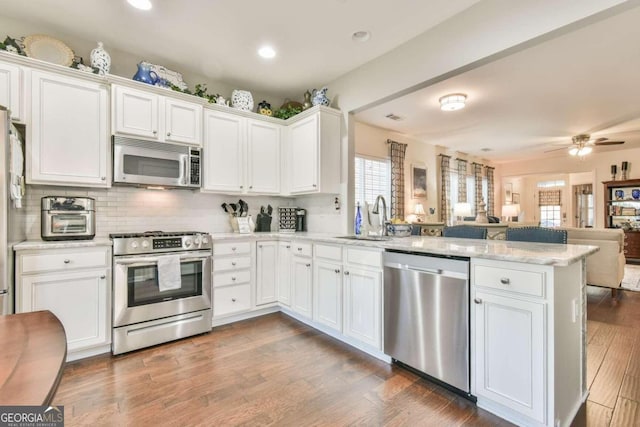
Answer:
[101,176,106,181]
[249,186,253,189]
[231,247,237,251]
[500,278,510,285]
[240,185,243,189]
[167,132,171,137]
[100,275,106,279]
[297,247,302,251]
[152,130,157,135]
[344,271,350,276]
[231,276,236,281]
[474,298,483,304]
[334,269,340,274]
[286,245,291,249]
[63,259,70,264]
[312,184,317,187]
[306,263,311,267]
[231,262,236,266]
[259,245,263,248]
[231,298,236,302]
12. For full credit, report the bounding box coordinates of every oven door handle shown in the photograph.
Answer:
[114,253,211,266]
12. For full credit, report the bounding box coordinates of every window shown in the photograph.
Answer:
[540,205,561,227]
[537,180,566,188]
[449,170,488,217]
[354,155,391,215]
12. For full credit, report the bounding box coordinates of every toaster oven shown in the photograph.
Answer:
[41,196,95,241]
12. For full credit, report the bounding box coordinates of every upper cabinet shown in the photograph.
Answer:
[0,61,23,122]
[28,70,109,187]
[287,108,341,195]
[202,108,281,195]
[112,85,202,146]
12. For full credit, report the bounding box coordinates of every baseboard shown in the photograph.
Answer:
[211,305,280,327]
[67,344,111,362]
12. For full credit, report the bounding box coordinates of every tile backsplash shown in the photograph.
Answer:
[26,185,297,239]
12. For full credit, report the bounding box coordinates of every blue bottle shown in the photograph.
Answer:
[355,202,362,235]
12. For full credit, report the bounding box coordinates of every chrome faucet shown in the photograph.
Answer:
[372,195,389,236]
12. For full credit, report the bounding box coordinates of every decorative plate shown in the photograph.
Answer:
[147,63,188,91]
[23,35,74,66]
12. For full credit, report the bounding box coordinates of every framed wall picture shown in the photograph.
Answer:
[512,193,520,204]
[411,163,427,199]
[504,183,513,203]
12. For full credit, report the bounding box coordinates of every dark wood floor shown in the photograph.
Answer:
[53,287,640,426]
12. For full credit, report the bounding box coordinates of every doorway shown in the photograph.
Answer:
[573,184,594,228]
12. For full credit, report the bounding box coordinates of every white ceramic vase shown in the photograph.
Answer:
[231,90,254,111]
[90,42,111,75]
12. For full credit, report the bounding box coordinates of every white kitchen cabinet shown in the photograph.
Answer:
[313,259,342,332]
[0,60,23,122]
[15,246,112,361]
[113,85,202,145]
[246,119,281,194]
[278,241,292,305]
[287,107,341,195]
[473,290,545,423]
[256,241,278,305]
[213,240,254,320]
[28,70,109,187]
[291,254,313,319]
[202,109,281,194]
[343,266,382,349]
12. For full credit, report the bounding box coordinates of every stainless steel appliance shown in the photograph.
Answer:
[0,106,26,315]
[41,196,95,241]
[113,136,201,189]
[295,208,307,232]
[111,231,212,355]
[383,250,471,394]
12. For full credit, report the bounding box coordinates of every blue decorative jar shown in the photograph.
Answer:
[632,189,640,200]
[615,190,625,200]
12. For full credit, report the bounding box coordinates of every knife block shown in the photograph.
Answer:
[230,216,253,233]
[255,215,272,232]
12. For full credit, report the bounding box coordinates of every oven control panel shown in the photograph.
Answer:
[153,238,183,250]
[111,233,213,256]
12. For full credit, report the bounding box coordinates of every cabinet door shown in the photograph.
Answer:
[291,256,312,318]
[256,241,278,305]
[202,109,245,192]
[247,119,280,194]
[343,267,382,349]
[113,85,159,139]
[473,290,545,423]
[165,97,203,145]
[313,260,342,332]
[278,242,292,305]
[29,70,109,187]
[0,61,22,121]
[18,269,110,352]
[289,114,319,194]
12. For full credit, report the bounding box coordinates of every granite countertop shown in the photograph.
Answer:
[211,232,598,267]
[14,238,113,251]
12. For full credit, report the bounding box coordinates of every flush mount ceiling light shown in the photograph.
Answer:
[439,93,467,111]
[352,31,371,42]
[127,0,152,10]
[258,46,276,59]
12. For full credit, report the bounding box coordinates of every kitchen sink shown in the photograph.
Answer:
[336,235,391,241]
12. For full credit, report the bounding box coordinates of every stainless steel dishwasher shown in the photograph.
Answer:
[383,250,470,394]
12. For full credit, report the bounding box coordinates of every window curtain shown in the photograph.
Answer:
[539,190,561,206]
[457,159,467,202]
[472,163,483,214]
[389,140,407,219]
[486,166,495,216]
[439,155,452,225]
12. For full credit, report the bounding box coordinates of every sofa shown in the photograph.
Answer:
[558,227,625,296]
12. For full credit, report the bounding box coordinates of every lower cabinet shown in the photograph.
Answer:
[256,241,278,305]
[277,241,292,305]
[313,260,342,332]
[343,266,382,349]
[291,255,313,319]
[473,290,545,422]
[212,240,254,319]
[15,246,112,360]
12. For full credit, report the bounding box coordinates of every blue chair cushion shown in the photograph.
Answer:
[442,225,487,239]
[505,227,567,244]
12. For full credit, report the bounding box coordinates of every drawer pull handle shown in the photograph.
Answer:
[231,298,236,302]
[305,263,311,267]
[100,275,106,279]
[152,130,157,135]
[231,277,236,281]
[231,262,236,266]
[286,245,291,249]
[63,259,71,264]
[344,271,350,276]
[335,269,340,274]
[499,278,510,285]
[474,298,483,304]
[232,247,237,251]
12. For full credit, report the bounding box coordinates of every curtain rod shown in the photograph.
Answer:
[386,139,406,146]
[438,154,451,158]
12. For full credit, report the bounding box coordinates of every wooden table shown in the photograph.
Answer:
[0,310,67,405]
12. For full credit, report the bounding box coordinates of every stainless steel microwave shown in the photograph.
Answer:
[113,136,201,189]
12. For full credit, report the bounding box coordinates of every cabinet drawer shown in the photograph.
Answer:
[292,242,312,257]
[314,244,342,261]
[345,247,382,269]
[213,256,252,272]
[20,248,110,274]
[474,264,544,297]
[214,270,251,287]
[213,241,252,256]
[213,284,251,317]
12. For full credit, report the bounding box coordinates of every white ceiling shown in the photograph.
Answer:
[355,5,640,164]
[0,0,479,98]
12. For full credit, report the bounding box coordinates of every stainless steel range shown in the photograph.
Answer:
[111,231,212,355]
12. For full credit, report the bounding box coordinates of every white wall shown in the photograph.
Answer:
[499,147,640,228]
[354,121,439,222]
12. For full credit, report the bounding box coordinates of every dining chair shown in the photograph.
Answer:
[442,225,488,239]
[505,226,567,244]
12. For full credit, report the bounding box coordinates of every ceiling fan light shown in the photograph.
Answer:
[569,147,579,156]
[439,93,467,111]
[580,146,593,156]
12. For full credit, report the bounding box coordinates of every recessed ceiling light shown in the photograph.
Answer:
[439,93,467,111]
[481,148,492,152]
[258,46,276,59]
[352,31,371,42]
[127,0,152,10]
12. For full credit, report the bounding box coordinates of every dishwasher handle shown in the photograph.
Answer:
[384,262,468,280]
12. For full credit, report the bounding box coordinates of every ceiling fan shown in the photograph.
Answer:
[545,133,625,156]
